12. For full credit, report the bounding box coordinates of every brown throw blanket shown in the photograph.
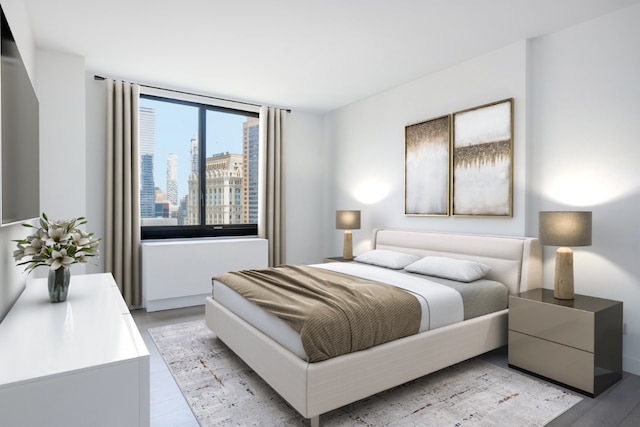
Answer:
[214,265,421,362]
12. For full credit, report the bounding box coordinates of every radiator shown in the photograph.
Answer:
[141,238,268,311]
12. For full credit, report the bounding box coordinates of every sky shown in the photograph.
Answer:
[140,97,249,198]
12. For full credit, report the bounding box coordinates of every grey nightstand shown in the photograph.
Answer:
[508,288,622,396]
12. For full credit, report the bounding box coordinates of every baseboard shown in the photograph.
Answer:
[624,355,640,376]
[144,293,209,312]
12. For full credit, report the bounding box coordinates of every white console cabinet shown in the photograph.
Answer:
[0,273,149,427]
[142,237,268,311]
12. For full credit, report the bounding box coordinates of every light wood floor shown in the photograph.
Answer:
[132,305,640,427]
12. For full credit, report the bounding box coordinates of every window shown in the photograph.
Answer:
[138,92,259,239]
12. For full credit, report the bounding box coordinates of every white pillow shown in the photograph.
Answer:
[354,249,420,270]
[404,256,492,282]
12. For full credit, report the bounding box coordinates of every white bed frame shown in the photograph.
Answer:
[205,229,541,426]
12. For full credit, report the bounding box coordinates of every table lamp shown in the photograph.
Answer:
[336,210,361,260]
[538,211,592,300]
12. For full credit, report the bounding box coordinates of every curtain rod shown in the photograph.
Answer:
[93,75,291,112]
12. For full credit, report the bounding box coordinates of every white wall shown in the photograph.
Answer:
[36,50,86,218]
[528,3,640,374]
[35,49,90,277]
[324,41,529,257]
[85,75,107,274]
[284,110,325,264]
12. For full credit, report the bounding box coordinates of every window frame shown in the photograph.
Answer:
[138,90,260,240]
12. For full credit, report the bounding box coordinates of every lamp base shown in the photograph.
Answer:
[343,230,353,261]
[554,247,574,300]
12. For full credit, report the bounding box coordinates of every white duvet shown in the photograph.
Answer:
[212,263,464,361]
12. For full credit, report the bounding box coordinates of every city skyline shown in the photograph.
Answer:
[138,97,260,227]
[139,97,249,199]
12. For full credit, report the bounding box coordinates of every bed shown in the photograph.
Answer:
[205,229,541,426]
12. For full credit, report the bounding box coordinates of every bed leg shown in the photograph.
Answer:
[309,415,320,427]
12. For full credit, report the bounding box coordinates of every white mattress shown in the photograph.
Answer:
[212,263,466,360]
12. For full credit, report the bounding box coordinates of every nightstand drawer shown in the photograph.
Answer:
[509,296,594,352]
[509,331,594,393]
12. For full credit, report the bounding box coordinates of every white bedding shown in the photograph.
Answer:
[212,262,464,360]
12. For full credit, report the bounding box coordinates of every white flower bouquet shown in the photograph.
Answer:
[13,213,101,272]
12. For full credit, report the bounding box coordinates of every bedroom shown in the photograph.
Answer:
[0,0,639,425]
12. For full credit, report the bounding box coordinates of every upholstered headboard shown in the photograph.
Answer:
[371,229,541,295]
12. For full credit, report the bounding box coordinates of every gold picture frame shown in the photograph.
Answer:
[452,98,514,217]
[404,114,451,216]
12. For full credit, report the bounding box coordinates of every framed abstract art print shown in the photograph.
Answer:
[404,115,451,216]
[452,99,513,217]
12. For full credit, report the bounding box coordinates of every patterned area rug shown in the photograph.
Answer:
[149,320,582,426]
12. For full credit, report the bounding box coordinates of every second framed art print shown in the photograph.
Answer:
[452,98,513,217]
[405,115,450,216]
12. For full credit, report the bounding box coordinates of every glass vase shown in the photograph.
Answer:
[48,267,71,303]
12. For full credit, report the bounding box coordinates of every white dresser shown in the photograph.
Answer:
[0,273,150,427]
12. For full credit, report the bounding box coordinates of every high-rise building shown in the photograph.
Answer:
[177,195,188,225]
[190,136,198,174]
[242,117,260,224]
[188,152,243,225]
[167,153,178,206]
[139,106,156,219]
[185,136,200,225]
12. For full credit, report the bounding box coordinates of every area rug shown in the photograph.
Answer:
[149,320,582,426]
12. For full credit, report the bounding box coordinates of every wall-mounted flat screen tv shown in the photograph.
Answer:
[1,7,39,225]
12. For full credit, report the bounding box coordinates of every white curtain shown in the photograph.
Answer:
[258,106,286,266]
[104,79,141,306]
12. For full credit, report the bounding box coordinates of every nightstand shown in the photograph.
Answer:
[323,256,352,263]
[508,288,622,396]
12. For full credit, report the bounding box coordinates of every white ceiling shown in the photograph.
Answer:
[23,0,640,113]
